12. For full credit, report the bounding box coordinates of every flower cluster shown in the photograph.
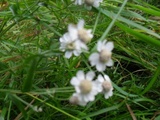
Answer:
[59,20,93,58]
[74,0,103,9]
[59,1,114,106]
[70,71,113,106]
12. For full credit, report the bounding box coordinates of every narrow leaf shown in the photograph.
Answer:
[116,22,160,48]
[141,65,160,95]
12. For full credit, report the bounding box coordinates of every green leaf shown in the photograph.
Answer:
[155,115,160,120]
[112,82,138,97]
[0,107,7,120]
[131,4,160,16]
[22,56,40,92]
[80,104,121,119]
[9,94,27,118]
[99,8,160,39]
[116,22,160,48]
[141,64,160,95]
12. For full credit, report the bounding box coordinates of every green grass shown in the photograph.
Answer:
[0,0,160,119]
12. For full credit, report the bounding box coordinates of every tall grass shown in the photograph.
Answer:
[0,0,160,119]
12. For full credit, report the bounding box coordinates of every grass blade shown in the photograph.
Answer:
[141,65,160,95]
[116,22,160,48]
[22,56,39,92]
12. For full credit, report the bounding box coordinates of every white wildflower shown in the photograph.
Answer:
[59,32,88,58]
[33,106,43,112]
[68,20,93,43]
[70,70,101,104]
[74,0,103,9]
[96,74,113,99]
[85,0,103,7]
[74,0,84,5]
[69,93,87,106]
[77,19,93,43]
[89,40,114,72]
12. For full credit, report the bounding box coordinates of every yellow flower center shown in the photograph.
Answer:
[78,29,91,43]
[67,42,75,50]
[99,49,111,63]
[102,81,112,92]
[85,0,94,6]
[79,80,92,94]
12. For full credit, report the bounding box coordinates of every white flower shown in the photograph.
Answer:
[69,93,87,106]
[77,19,93,43]
[59,32,88,58]
[74,0,84,5]
[96,74,113,99]
[89,40,114,72]
[70,70,101,104]
[33,106,43,112]
[84,0,103,9]
[68,20,93,43]
[74,0,103,9]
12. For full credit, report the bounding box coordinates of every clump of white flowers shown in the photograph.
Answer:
[59,19,93,58]
[59,32,87,58]
[69,71,113,106]
[58,1,115,106]
[74,0,103,9]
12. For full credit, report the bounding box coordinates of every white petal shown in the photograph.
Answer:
[106,58,113,66]
[68,24,78,40]
[98,40,108,51]
[89,53,99,66]
[87,29,92,34]
[93,1,100,7]
[104,93,110,99]
[75,0,83,5]
[97,74,104,82]
[88,95,95,101]
[70,77,80,86]
[80,42,88,50]
[104,75,111,82]
[77,70,85,80]
[65,51,72,58]
[105,42,114,51]
[97,41,103,52]
[87,30,93,38]
[86,71,95,81]
[78,100,87,106]
[76,40,88,50]
[91,87,99,95]
[77,19,84,29]
[83,95,89,102]
[59,37,64,42]
[63,33,71,42]
[108,90,113,96]
[93,81,103,92]
[72,93,87,106]
[73,50,81,56]
[104,90,113,99]
[75,86,81,93]
[96,62,106,72]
